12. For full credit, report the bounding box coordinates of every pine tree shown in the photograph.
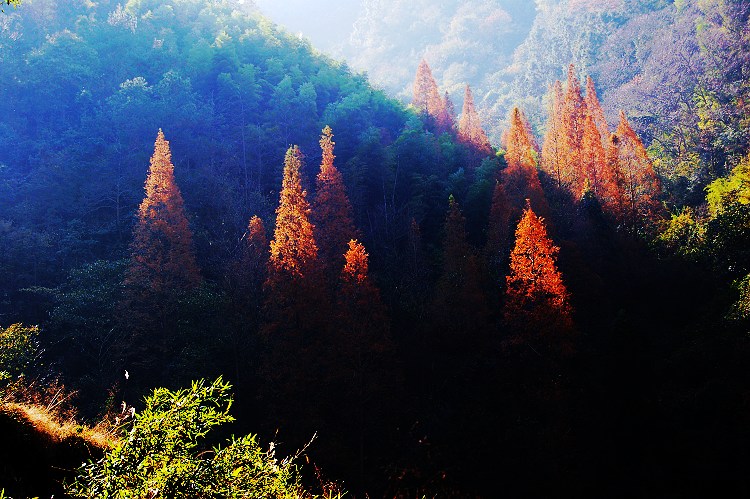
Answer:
[438,90,457,134]
[458,84,492,155]
[268,145,318,280]
[562,64,588,196]
[541,80,568,188]
[580,111,608,200]
[612,111,662,229]
[232,215,267,305]
[584,75,609,142]
[224,215,267,384]
[335,239,392,487]
[502,107,548,216]
[121,129,200,385]
[312,126,357,285]
[432,196,488,336]
[485,181,512,278]
[412,59,445,121]
[504,203,573,346]
[125,129,200,294]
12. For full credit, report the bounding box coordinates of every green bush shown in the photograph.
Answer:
[0,323,40,388]
[68,377,322,498]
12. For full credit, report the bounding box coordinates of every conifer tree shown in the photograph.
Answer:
[485,181,512,278]
[225,215,267,384]
[611,111,662,229]
[232,215,267,306]
[562,64,588,196]
[432,196,488,336]
[458,84,492,155]
[125,129,200,294]
[502,107,548,216]
[312,126,357,284]
[335,239,392,486]
[122,130,200,385]
[541,80,568,188]
[581,112,608,199]
[504,203,573,346]
[412,59,445,120]
[584,75,609,142]
[438,90,457,134]
[268,145,318,280]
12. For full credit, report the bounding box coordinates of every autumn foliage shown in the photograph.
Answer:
[412,59,443,118]
[312,126,357,283]
[268,145,318,279]
[502,107,548,217]
[504,203,573,344]
[125,129,200,294]
[458,84,492,155]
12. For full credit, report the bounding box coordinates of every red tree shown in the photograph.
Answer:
[125,129,200,294]
[436,90,456,134]
[609,111,662,229]
[312,126,358,284]
[541,80,569,188]
[504,203,573,346]
[458,84,492,155]
[584,75,609,142]
[412,59,445,121]
[580,111,608,200]
[268,145,318,280]
[562,64,588,196]
[502,107,548,216]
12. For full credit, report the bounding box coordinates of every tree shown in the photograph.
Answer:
[312,126,357,285]
[224,215,267,384]
[267,145,318,281]
[412,59,445,121]
[432,196,488,340]
[610,111,662,229]
[438,90,457,134]
[0,324,39,389]
[541,80,569,189]
[485,181,512,279]
[562,64,588,196]
[458,84,492,155]
[504,203,573,347]
[124,129,201,295]
[584,75,609,142]
[502,107,548,217]
[580,111,608,200]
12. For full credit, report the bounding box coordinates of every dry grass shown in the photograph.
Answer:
[0,401,118,450]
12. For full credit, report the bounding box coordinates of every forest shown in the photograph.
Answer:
[1,0,749,497]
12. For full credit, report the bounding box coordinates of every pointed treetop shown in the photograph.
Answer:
[504,204,572,331]
[584,75,609,141]
[458,84,492,155]
[312,126,357,281]
[269,145,318,278]
[412,59,444,119]
[505,106,537,172]
[126,129,200,292]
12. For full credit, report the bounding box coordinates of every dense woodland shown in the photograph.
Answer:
[1,0,750,497]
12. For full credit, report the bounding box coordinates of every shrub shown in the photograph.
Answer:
[67,377,319,498]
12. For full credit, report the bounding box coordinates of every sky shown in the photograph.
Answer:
[252,0,363,54]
